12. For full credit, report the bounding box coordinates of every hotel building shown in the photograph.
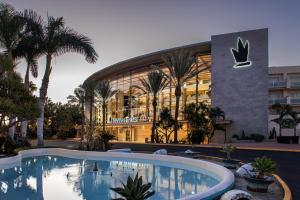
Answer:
[85,28,284,143]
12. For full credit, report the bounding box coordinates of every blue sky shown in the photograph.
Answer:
[6,0,300,102]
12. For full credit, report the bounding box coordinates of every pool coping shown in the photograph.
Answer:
[0,148,234,200]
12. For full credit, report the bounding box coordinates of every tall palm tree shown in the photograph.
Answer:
[162,49,196,143]
[0,3,24,65]
[67,85,85,146]
[13,9,44,137]
[82,79,97,150]
[133,67,169,143]
[36,16,98,146]
[95,80,117,131]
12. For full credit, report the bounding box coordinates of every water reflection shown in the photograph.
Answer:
[0,156,219,200]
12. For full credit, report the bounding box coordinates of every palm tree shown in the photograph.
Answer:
[133,67,169,143]
[271,104,300,137]
[95,80,117,131]
[36,16,98,146]
[13,9,44,138]
[67,85,85,147]
[162,49,197,143]
[82,79,97,150]
[0,3,24,65]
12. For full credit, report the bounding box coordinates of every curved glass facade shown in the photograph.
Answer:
[93,54,211,142]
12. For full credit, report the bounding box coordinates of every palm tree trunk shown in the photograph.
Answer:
[37,54,52,146]
[80,103,85,147]
[8,117,15,139]
[21,63,31,138]
[102,102,106,131]
[174,85,181,143]
[151,97,157,143]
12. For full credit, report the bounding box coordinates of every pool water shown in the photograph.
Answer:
[0,156,219,200]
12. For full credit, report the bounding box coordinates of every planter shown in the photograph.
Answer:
[222,159,240,169]
[277,136,299,144]
[244,176,274,193]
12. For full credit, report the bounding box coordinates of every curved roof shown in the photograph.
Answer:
[86,41,211,83]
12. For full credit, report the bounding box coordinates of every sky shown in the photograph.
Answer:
[4,0,300,102]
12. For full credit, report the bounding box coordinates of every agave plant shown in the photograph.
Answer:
[252,157,276,179]
[110,173,155,200]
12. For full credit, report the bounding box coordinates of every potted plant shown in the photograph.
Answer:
[110,173,155,200]
[244,157,276,192]
[221,144,240,169]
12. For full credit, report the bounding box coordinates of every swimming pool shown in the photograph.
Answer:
[0,148,234,200]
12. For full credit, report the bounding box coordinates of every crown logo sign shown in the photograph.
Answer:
[231,37,252,68]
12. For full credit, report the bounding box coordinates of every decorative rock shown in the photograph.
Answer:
[184,149,195,154]
[220,189,254,200]
[153,149,168,155]
[236,163,254,177]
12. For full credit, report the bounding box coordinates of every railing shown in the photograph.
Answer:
[269,80,286,88]
[290,81,300,88]
[290,98,300,104]
[269,98,287,105]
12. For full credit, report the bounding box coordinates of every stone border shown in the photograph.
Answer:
[273,174,293,200]
[0,148,234,200]
[193,154,292,200]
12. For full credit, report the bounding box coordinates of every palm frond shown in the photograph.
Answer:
[54,27,98,63]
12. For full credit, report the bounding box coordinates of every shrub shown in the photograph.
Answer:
[232,134,239,140]
[110,173,155,200]
[250,134,265,142]
[252,157,276,179]
[2,136,31,155]
[221,144,236,160]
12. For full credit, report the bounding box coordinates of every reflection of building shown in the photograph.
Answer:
[85,29,270,142]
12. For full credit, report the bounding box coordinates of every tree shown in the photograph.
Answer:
[13,9,44,138]
[162,49,198,143]
[82,79,97,150]
[0,58,40,135]
[157,108,178,143]
[36,16,98,146]
[271,103,300,137]
[208,106,225,143]
[133,67,169,143]
[184,103,210,144]
[67,85,85,146]
[95,80,117,131]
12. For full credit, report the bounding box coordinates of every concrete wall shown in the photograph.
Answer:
[211,29,269,138]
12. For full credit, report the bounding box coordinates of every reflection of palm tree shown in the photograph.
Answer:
[36,159,44,200]
[173,168,180,199]
[159,166,171,199]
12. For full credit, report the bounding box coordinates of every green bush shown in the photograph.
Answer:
[250,134,265,142]
[2,136,31,155]
[252,157,276,179]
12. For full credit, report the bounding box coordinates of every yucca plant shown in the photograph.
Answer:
[252,157,276,179]
[110,173,155,200]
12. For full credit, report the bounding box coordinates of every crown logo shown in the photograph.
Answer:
[231,37,252,68]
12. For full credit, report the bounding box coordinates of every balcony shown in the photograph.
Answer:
[269,98,287,105]
[268,80,286,89]
[290,98,300,105]
[290,81,300,88]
